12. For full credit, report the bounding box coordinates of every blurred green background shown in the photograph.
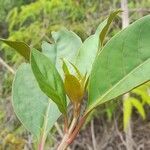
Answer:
[0,0,150,149]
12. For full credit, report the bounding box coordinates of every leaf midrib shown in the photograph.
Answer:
[40,102,51,139]
[87,57,150,113]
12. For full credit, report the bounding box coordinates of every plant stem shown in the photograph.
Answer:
[68,103,80,134]
[57,100,90,149]
[68,117,77,134]
[0,57,15,74]
[38,136,46,150]
[57,134,69,150]
[67,115,87,144]
[64,115,69,133]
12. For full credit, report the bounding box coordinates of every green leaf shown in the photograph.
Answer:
[62,60,70,75]
[132,88,150,105]
[75,10,120,75]
[87,15,150,113]
[41,41,56,64]
[12,63,61,140]
[69,62,82,80]
[131,98,146,119]
[31,49,67,114]
[64,74,84,103]
[0,38,30,60]
[42,28,82,74]
[123,98,132,129]
[99,10,121,47]
[75,33,100,75]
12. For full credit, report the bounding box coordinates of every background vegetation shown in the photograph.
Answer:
[0,0,150,149]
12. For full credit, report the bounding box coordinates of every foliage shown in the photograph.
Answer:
[1,11,150,150]
[0,129,25,149]
[0,0,25,22]
[1,0,119,71]
[5,0,101,46]
[31,49,67,114]
[13,63,61,143]
[123,83,150,129]
[88,15,150,113]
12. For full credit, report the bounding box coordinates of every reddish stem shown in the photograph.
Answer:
[38,136,45,150]
[64,115,69,133]
[67,114,88,144]
[57,100,92,149]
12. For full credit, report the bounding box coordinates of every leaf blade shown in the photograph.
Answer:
[42,28,82,75]
[64,74,83,103]
[88,15,150,112]
[75,10,120,75]
[99,10,121,47]
[0,38,30,60]
[131,98,146,119]
[12,63,61,140]
[31,49,67,114]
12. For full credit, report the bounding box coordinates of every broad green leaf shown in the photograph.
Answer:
[131,98,146,119]
[41,41,56,64]
[75,34,101,75]
[87,15,150,113]
[123,98,132,129]
[31,49,67,114]
[64,74,84,103]
[41,28,82,74]
[12,63,61,140]
[0,38,30,60]
[75,10,120,75]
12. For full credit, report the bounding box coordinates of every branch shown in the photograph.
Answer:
[0,57,15,74]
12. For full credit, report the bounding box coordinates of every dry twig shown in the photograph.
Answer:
[0,57,15,74]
